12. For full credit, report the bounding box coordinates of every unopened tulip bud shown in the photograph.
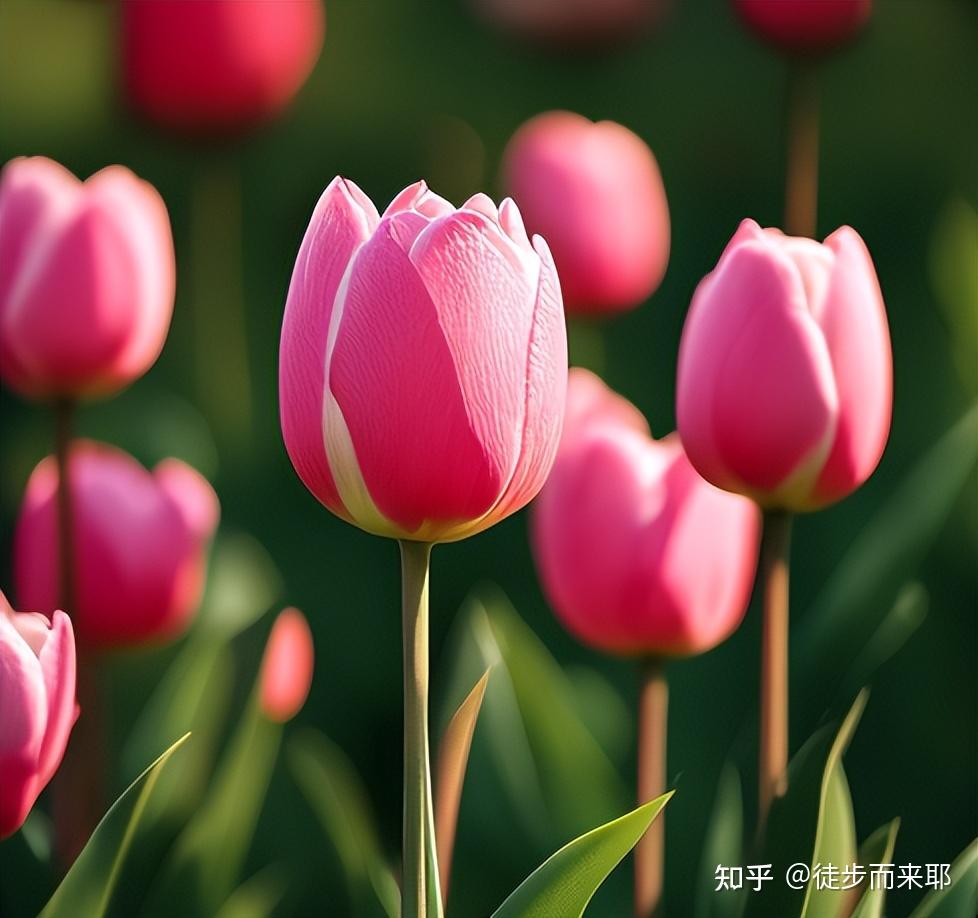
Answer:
[279,177,568,543]
[532,370,760,657]
[14,442,219,648]
[0,592,77,839]
[0,157,175,401]
[733,0,871,55]
[502,112,669,316]
[676,219,892,512]
[259,608,314,722]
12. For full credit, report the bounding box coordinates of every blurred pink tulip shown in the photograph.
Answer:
[474,0,667,48]
[122,0,326,136]
[0,592,77,839]
[733,0,871,54]
[0,157,175,401]
[532,369,760,656]
[259,607,314,722]
[279,177,568,543]
[676,219,892,512]
[502,112,669,316]
[14,442,219,649]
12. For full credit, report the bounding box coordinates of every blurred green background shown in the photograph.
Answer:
[1,1,975,916]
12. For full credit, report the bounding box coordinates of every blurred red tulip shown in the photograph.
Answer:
[0,156,174,401]
[0,592,77,839]
[14,442,219,649]
[733,0,871,54]
[503,111,670,316]
[122,0,326,135]
[259,607,314,722]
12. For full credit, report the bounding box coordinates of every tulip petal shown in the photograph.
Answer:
[678,240,838,500]
[154,459,220,541]
[812,227,893,505]
[280,177,378,520]
[561,366,650,445]
[35,610,76,786]
[328,216,509,535]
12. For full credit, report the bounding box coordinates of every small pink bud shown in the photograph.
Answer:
[13,442,219,649]
[733,0,872,55]
[122,0,326,136]
[502,112,670,316]
[0,156,175,402]
[0,592,77,839]
[676,219,892,512]
[532,370,760,657]
[259,608,314,723]
[279,178,568,542]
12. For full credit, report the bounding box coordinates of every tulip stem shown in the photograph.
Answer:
[784,60,819,238]
[53,398,76,614]
[757,509,793,840]
[399,540,442,918]
[635,657,668,918]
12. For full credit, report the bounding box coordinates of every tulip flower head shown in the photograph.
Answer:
[14,442,219,649]
[733,0,871,54]
[0,592,77,839]
[502,112,669,316]
[532,369,760,657]
[279,177,568,543]
[122,0,326,135]
[676,219,892,512]
[259,607,314,723]
[0,157,175,401]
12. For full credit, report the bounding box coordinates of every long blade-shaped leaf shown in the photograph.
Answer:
[908,840,978,918]
[695,764,745,918]
[491,793,672,918]
[850,819,900,918]
[215,865,288,918]
[40,734,190,918]
[435,669,490,903]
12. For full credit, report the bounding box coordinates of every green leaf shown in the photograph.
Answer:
[491,793,673,918]
[850,819,900,918]
[289,730,399,918]
[908,840,978,918]
[695,764,745,918]
[215,865,288,918]
[795,405,978,713]
[745,694,865,918]
[40,734,191,918]
[435,669,489,902]
[442,588,627,844]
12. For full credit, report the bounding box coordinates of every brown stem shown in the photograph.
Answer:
[635,658,668,918]
[53,398,76,614]
[757,510,793,840]
[784,61,820,238]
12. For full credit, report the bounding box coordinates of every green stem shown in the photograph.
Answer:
[53,398,76,614]
[757,510,793,841]
[634,658,668,918]
[399,540,442,918]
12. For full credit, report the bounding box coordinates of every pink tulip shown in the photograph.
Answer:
[279,177,568,543]
[0,156,175,401]
[531,369,760,656]
[676,219,892,512]
[502,111,670,316]
[0,591,77,839]
[473,0,667,48]
[733,0,871,54]
[122,0,326,135]
[259,608,314,723]
[13,442,219,649]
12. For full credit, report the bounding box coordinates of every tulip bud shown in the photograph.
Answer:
[733,0,871,55]
[14,442,219,648]
[279,177,568,543]
[122,0,326,136]
[502,112,669,316]
[259,608,314,722]
[532,370,760,657]
[0,592,77,839]
[676,219,892,512]
[0,157,175,401]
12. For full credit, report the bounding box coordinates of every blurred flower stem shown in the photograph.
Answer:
[757,510,793,838]
[784,61,819,238]
[191,159,252,449]
[51,399,104,868]
[635,658,667,918]
[399,540,443,918]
